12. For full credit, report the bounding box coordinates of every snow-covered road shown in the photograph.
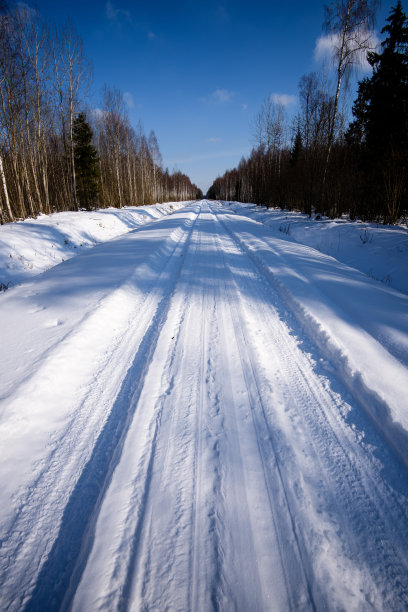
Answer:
[1,201,408,611]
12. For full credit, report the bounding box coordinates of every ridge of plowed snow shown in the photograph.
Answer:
[0,201,189,289]
[225,201,408,296]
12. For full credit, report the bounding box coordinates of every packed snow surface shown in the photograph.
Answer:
[0,200,408,611]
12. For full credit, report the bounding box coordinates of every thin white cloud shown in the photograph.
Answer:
[147,31,157,39]
[212,89,235,103]
[123,92,134,109]
[206,137,222,143]
[315,33,337,61]
[200,89,236,105]
[242,103,248,111]
[270,93,297,107]
[91,108,108,121]
[106,0,131,22]
[314,30,380,71]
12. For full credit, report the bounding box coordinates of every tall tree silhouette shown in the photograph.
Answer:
[73,112,99,209]
[321,0,378,195]
[348,0,408,221]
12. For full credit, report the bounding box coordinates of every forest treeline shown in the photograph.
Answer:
[0,2,202,224]
[208,1,408,224]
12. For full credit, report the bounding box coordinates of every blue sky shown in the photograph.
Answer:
[27,0,399,193]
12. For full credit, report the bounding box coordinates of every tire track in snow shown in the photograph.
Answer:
[210,208,316,610]
[13,206,201,612]
[119,220,213,610]
[221,207,408,469]
[72,206,226,610]
[187,218,228,611]
[189,243,215,611]
[72,201,408,609]
[212,202,408,609]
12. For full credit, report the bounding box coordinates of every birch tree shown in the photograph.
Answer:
[51,21,91,210]
[148,130,162,203]
[0,0,13,221]
[322,0,378,187]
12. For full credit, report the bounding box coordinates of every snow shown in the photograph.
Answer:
[0,201,187,289]
[225,201,408,296]
[0,200,408,610]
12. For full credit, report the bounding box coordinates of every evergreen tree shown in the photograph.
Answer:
[366,0,408,153]
[290,128,303,167]
[348,1,408,221]
[73,113,100,210]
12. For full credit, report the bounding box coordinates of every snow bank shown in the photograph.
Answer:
[224,202,408,296]
[0,202,189,290]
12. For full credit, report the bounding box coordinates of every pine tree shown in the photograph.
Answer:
[73,113,100,210]
[290,128,303,167]
[348,1,408,221]
[366,0,408,153]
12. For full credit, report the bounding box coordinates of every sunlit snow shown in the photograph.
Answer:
[1,200,408,610]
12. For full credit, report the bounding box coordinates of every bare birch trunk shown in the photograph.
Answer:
[0,154,13,221]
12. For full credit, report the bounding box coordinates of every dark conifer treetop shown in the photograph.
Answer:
[365,0,408,152]
[73,113,100,210]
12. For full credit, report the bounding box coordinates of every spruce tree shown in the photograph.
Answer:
[348,1,408,221]
[366,0,408,153]
[290,128,303,167]
[72,113,100,210]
